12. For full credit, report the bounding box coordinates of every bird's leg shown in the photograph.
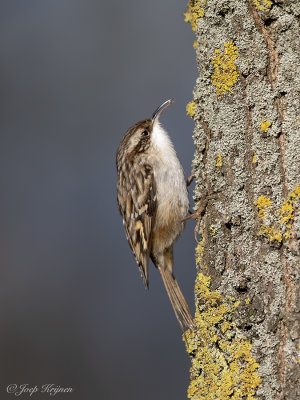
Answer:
[186,166,195,187]
[183,189,217,241]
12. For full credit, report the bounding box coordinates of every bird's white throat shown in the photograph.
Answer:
[151,121,177,161]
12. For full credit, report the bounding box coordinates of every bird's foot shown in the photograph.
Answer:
[183,189,218,241]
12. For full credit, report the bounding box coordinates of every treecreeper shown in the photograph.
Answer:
[116,100,194,330]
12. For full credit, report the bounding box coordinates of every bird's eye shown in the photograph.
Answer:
[141,130,149,137]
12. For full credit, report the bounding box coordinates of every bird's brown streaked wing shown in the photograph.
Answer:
[117,163,157,287]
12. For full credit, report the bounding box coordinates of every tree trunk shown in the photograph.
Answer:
[184,1,300,399]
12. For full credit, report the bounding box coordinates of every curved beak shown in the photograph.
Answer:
[152,99,173,122]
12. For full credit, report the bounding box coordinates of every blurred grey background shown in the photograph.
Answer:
[0,1,197,399]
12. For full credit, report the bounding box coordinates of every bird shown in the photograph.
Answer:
[116,100,194,330]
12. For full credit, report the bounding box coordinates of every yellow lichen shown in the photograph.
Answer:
[216,153,222,167]
[253,151,257,163]
[261,225,282,242]
[280,201,294,224]
[184,329,198,354]
[252,0,272,12]
[255,195,272,219]
[211,41,240,96]
[187,101,197,118]
[193,40,199,49]
[245,298,251,305]
[184,0,206,31]
[254,185,300,243]
[260,119,272,133]
[209,226,216,236]
[184,272,261,399]
[195,228,205,265]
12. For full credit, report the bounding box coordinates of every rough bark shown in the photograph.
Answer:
[184,1,300,399]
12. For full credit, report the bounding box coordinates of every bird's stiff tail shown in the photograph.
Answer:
[158,265,194,331]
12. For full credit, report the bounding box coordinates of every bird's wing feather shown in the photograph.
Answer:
[117,163,156,287]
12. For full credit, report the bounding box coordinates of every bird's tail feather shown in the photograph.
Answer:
[158,265,194,331]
